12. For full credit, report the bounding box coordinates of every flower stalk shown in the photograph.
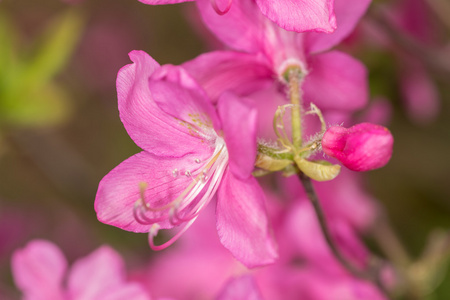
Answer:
[287,67,304,149]
[298,172,390,297]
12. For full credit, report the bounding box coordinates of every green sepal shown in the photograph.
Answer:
[255,153,292,172]
[281,164,299,177]
[252,169,273,177]
[294,157,341,182]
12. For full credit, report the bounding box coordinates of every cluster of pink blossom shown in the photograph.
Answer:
[11,0,397,299]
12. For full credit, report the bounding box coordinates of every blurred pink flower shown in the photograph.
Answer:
[132,206,242,300]
[138,0,336,33]
[399,63,439,124]
[360,0,440,124]
[183,0,371,113]
[321,123,394,172]
[280,167,380,231]
[216,275,263,300]
[75,12,140,94]
[393,0,440,124]
[11,240,150,300]
[254,200,387,300]
[95,50,277,268]
[133,191,386,300]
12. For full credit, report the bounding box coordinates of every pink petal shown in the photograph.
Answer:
[182,51,273,102]
[216,170,278,268]
[256,0,336,33]
[100,284,151,300]
[11,240,66,300]
[217,92,257,180]
[303,51,368,111]
[304,0,371,53]
[314,169,380,230]
[67,246,125,299]
[197,0,266,53]
[293,267,387,300]
[139,207,237,300]
[284,202,368,271]
[139,0,191,4]
[322,123,393,172]
[148,64,221,130]
[216,275,263,300]
[95,150,213,232]
[357,97,392,126]
[400,64,439,124]
[117,50,207,157]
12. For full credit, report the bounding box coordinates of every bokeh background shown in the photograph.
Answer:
[0,0,449,298]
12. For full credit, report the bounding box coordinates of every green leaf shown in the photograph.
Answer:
[21,9,84,91]
[2,82,72,127]
[0,14,21,94]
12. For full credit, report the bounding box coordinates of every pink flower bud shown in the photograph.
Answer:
[321,123,393,172]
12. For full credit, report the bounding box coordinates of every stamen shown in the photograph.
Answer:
[133,199,167,225]
[172,168,179,177]
[210,0,233,15]
[148,217,198,251]
[306,103,327,133]
[273,105,296,150]
[132,138,229,236]
[170,147,228,225]
[195,158,201,163]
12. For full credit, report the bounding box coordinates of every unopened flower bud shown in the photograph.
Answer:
[321,123,393,172]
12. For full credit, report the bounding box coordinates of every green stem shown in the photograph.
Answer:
[288,68,303,149]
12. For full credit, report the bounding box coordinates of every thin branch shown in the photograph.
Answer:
[372,215,412,269]
[424,0,450,32]
[369,7,450,78]
[298,173,390,297]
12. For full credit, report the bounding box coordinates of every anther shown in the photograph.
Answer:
[195,159,201,163]
[172,169,179,177]
[185,171,191,177]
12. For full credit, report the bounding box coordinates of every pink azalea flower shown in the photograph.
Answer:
[95,50,277,268]
[321,123,394,172]
[11,240,150,300]
[138,0,336,33]
[183,0,371,113]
